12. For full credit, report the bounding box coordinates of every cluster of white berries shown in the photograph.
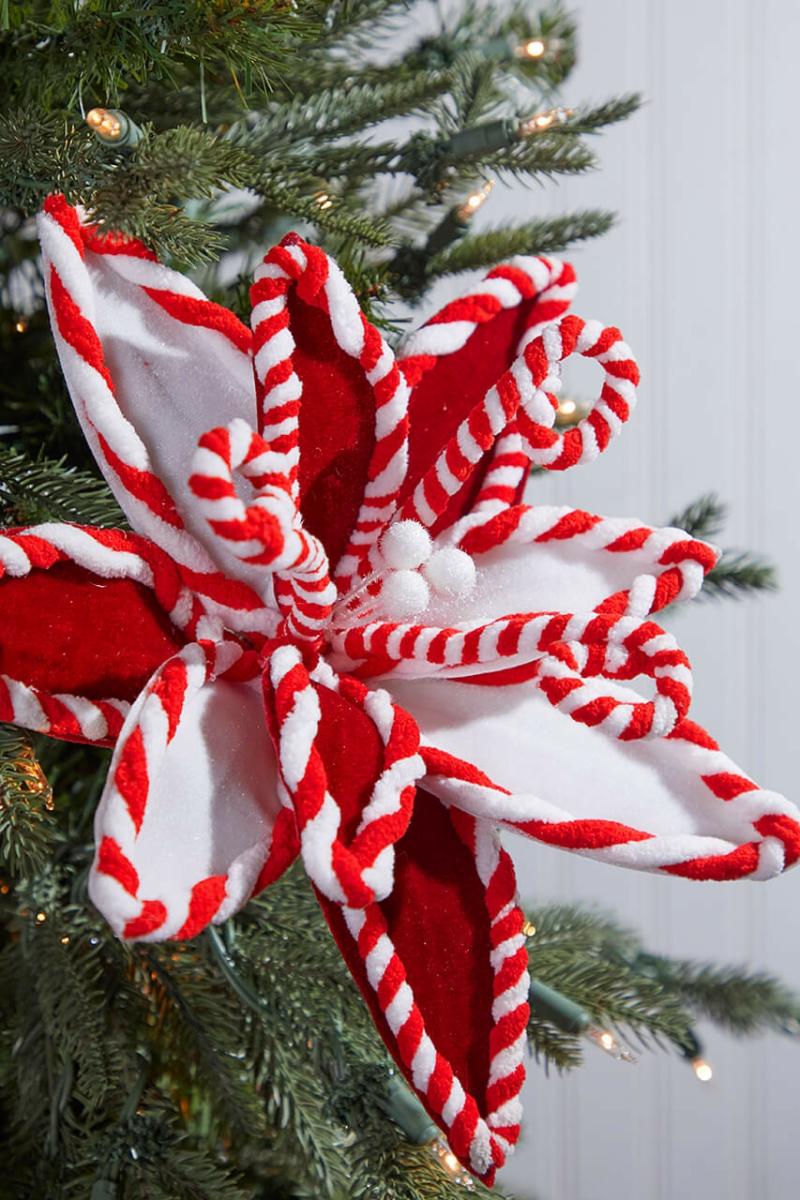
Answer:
[377,520,476,619]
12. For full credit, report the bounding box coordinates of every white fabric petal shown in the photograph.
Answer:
[422,536,636,626]
[89,647,280,940]
[90,257,254,520]
[387,676,800,881]
[421,504,715,628]
[38,199,275,620]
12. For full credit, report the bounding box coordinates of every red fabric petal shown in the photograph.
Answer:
[396,253,579,536]
[0,559,182,701]
[401,304,529,531]
[292,293,378,568]
[322,790,494,1097]
[303,680,523,1179]
[252,236,410,585]
[0,526,186,745]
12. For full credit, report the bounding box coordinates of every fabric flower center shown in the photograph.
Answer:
[335,520,477,623]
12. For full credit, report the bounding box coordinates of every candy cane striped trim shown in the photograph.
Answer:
[37,195,272,635]
[189,419,336,646]
[331,610,692,741]
[263,645,424,907]
[399,254,576,385]
[518,315,639,470]
[0,522,207,636]
[0,673,129,745]
[0,522,213,743]
[468,423,531,516]
[250,234,411,591]
[90,640,263,941]
[454,503,719,617]
[420,723,800,882]
[342,813,529,1181]
[399,313,638,530]
[399,256,577,530]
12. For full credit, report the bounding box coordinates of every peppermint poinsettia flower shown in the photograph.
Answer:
[1,194,798,1183]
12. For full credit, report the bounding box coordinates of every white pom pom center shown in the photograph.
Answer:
[380,569,431,618]
[422,547,476,599]
[379,520,433,570]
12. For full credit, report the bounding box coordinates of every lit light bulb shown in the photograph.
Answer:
[85,107,142,147]
[586,1025,638,1064]
[522,919,537,938]
[456,179,495,222]
[14,317,28,334]
[314,189,335,211]
[518,106,574,137]
[691,1057,713,1083]
[430,1138,475,1189]
[516,37,547,59]
[555,396,589,428]
[86,107,123,141]
[14,743,52,807]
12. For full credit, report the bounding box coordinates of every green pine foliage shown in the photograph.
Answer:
[0,3,794,1198]
[668,495,777,600]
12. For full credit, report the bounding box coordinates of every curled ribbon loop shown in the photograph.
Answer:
[189,417,335,646]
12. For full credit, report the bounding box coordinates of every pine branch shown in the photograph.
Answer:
[402,1,577,90]
[0,107,107,211]
[667,494,778,601]
[445,57,502,130]
[1,2,325,108]
[427,210,615,276]
[318,0,413,57]
[637,953,800,1036]
[0,726,55,877]
[668,493,727,541]
[704,551,777,599]
[241,69,451,147]
[524,906,800,1074]
[483,133,596,179]
[0,445,123,527]
[137,943,265,1139]
[557,94,642,135]
[249,178,395,247]
[93,1099,250,1200]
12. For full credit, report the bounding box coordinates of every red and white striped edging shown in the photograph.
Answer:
[91,639,261,941]
[331,610,692,741]
[0,521,205,634]
[518,315,639,471]
[0,673,129,746]
[468,423,531,516]
[399,255,577,527]
[398,314,639,531]
[399,254,577,385]
[188,418,336,646]
[455,503,719,618]
[37,195,272,634]
[421,739,800,883]
[342,811,529,1181]
[250,234,411,592]
[0,522,205,744]
[262,644,424,907]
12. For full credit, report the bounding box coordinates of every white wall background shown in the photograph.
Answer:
[416,2,800,1197]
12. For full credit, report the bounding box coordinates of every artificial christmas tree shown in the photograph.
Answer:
[1,4,798,1199]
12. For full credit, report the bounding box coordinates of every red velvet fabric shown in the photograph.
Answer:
[0,561,183,700]
[401,302,534,531]
[292,292,377,569]
[311,680,494,1115]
